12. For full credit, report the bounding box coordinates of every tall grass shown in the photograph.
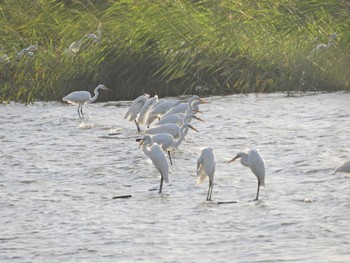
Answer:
[0,0,349,103]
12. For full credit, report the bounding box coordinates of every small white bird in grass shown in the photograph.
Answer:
[140,135,169,194]
[124,94,150,132]
[62,84,110,118]
[228,149,265,201]
[197,147,216,201]
[334,161,350,174]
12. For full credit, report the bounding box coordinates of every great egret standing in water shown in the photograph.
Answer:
[62,84,110,118]
[140,135,169,194]
[138,123,199,165]
[228,149,265,201]
[124,94,150,132]
[197,147,216,201]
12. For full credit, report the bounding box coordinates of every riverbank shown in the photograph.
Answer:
[0,0,349,103]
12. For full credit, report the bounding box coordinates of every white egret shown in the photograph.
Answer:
[334,161,350,174]
[228,149,265,201]
[197,147,216,201]
[140,135,169,194]
[161,95,208,118]
[124,94,150,132]
[311,33,336,53]
[145,118,200,139]
[139,124,199,165]
[17,42,38,59]
[62,84,110,118]
[137,95,158,126]
[66,24,102,54]
[146,99,181,125]
[154,112,203,126]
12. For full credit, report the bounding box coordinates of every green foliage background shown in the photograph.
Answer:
[0,0,349,102]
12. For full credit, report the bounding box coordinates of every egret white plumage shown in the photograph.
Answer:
[66,24,102,54]
[311,33,336,53]
[137,95,158,127]
[146,99,181,126]
[197,147,216,201]
[140,135,169,194]
[154,112,203,126]
[124,94,150,132]
[149,99,179,116]
[140,124,199,165]
[161,95,208,118]
[228,149,265,201]
[62,84,110,118]
[17,42,38,59]
[145,119,200,139]
[334,161,350,174]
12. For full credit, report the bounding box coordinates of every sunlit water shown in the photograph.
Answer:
[1,92,349,262]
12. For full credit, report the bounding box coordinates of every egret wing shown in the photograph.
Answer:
[149,145,169,183]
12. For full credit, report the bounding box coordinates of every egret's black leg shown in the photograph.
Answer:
[209,181,214,201]
[159,175,163,194]
[80,104,84,118]
[254,182,260,201]
[135,120,140,132]
[206,181,212,201]
[77,104,81,118]
[168,151,173,166]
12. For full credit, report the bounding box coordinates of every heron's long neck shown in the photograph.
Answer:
[183,114,192,124]
[174,126,186,148]
[89,88,100,103]
[142,143,152,158]
[240,153,250,167]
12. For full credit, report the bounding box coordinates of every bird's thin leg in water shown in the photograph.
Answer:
[209,182,214,201]
[159,175,163,194]
[254,182,260,201]
[135,120,140,132]
[206,181,211,201]
[80,104,84,118]
[77,104,81,118]
[168,151,173,166]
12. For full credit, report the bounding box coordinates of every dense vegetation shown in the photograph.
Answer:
[0,0,349,103]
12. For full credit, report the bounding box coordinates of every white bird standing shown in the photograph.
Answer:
[140,123,199,165]
[334,161,350,174]
[145,118,200,139]
[62,84,110,118]
[161,95,208,118]
[197,147,216,201]
[137,95,158,127]
[124,94,150,132]
[140,135,169,194]
[154,112,203,126]
[228,149,265,201]
[146,99,181,126]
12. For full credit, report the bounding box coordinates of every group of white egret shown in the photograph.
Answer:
[62,84,350,201]
[122,93,267,201]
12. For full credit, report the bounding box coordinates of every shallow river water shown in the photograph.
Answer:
[1,92,349,262]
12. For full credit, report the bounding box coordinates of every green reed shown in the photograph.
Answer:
[0,0,349,103]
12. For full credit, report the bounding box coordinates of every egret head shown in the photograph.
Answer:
[139,135,153,147]
[96,84,111,91]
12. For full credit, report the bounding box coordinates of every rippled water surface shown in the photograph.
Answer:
[1,92,349,262]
